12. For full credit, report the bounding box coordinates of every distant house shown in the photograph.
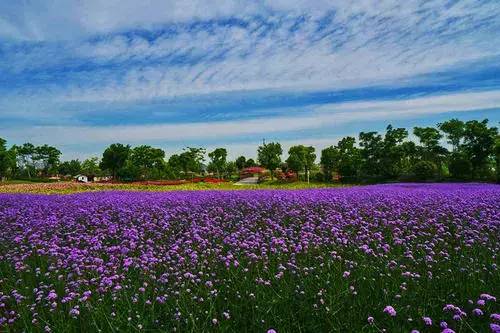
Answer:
[75,175,89,183]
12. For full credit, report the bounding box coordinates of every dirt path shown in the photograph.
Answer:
[234,176,259,185]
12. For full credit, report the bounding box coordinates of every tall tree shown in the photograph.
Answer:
[224,161,237,179]
[100,143,131,179]
[438,119,469,179]
[462,119,497,178]
[286,152,304,176]
[380,125,408,179]
[33,145,62,176]
[495,134,500,183]
[413,127,443,160]
[336,137,361,181]
[58,159,82,176]
[359,131,383,178]
[438,118,465,152]
[168,154,183,178]
[175,147,206,177]
[399,141,418,176]
[257,142,282,180]
[286,145,316,183]
[235,156,247,170]
[413,126,447,178]
[13,143,36,179]
[0,138,15,180]
[81,157,101,177]
[320,146,339,182]
[208,148,228,179]
[245,158,257,167]
[129,145,165,179]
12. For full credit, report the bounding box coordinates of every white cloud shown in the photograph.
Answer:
[3,1,499,42]
[2,0,498,106]
[2,89,498,146]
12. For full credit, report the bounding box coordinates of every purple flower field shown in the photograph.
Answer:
[0,184,499,332]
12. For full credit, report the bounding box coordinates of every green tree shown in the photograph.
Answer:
[462,119,497,179]
[438,118,465,152]
[320,146,339,182]
[257,142,282,180]
[224,161,237,179]
[208,148,228,179]
[0,138,15,180]
[168,154,183,178]
[336,137,361,181]
[13,143,36,179]
[399,141,418,176]
[380,125,408,179]
[413,127,444,160]
[81,157,101,177]
[235,156,247,170]
[100,143,131,180]
[359,131,383,179]
[33,144,61,176]
[129,145,165,179]
[286,152,303,176]
[245,158,257,167]
[448,153,472,180]
[495,135,500,183]
[286,145,316,183]
[413,126,447,178]
[58,159,82,176]
[173,147,206,178]
[117,160,141,181]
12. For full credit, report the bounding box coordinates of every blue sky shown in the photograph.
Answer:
[0,0,499,160]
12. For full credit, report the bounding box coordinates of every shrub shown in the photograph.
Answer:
[313,172,324,182]
[412,161,437,181]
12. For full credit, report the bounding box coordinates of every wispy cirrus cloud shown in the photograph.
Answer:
[2,0,500,101]
[0,1,499,159]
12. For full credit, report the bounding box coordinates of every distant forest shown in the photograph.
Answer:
[1,118,499,183]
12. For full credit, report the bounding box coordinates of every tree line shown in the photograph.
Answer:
[1,118,499,183]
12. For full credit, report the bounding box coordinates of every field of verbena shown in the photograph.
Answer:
[0,184,499,332]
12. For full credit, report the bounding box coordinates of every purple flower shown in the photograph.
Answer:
[69,307,80,318]
[443,304,457,312]
[0,184,498,330]
[490,323,500,333]
[480,294,496,302]
[267,330,277,333]
[442,329,455,333]
[47,291,57,301]
[472,308,483,316]
[383,306,396,317]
